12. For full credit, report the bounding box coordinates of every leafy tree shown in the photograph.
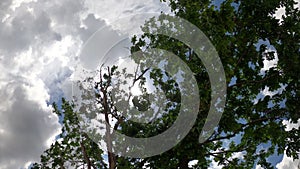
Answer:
[32,99,107,169]
[77,62,184,168]
[33,0,299,168]
[117,0,299,168]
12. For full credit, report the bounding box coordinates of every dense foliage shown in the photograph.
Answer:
[33,0,299,168]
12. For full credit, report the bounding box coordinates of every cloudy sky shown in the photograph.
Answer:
[0,0,298,169]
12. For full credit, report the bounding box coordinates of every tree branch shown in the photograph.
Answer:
[80,142,92,169]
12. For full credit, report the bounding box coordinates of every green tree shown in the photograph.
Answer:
[33,0,299,168]
[80,64,183,168]
[117,0,299,168]
[32,99,107,169]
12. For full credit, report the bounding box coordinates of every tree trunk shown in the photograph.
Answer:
[102,86,117,169]
[105,116,116,169]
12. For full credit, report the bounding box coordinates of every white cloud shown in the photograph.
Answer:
[273,0,300,22]
[0,78,61,169]
[0,0,83,168]
[276,153,300,169]
[188,160,198,168]
[282,119,300,131]
[84,0,171,24]
[276,120,300,169]
[209,159,223,169]
[256,165,264,169]
[10,0,37,11]
[0,0,13,12]
[274,5,286,22]
[277,153,300,169]
[261,50,278,72]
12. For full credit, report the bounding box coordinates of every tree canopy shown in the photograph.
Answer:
[33,0,299,168]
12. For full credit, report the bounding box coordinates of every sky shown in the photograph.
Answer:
[0,0,298,169]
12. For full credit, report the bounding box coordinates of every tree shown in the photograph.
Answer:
[32,99,107,169]
[122,0,299,168]
[33,0,299,168]
[77,62,184,168]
